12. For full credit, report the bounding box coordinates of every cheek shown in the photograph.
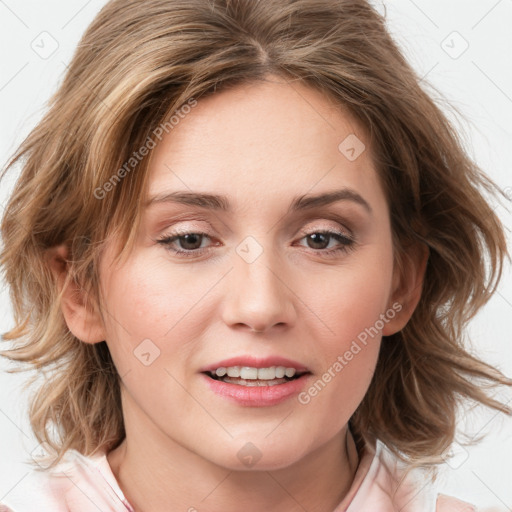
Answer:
[105,255,208,335]
[297,272,387,434]
[303,257,394,351]
[312,277,384,394]
[99,253,237,390]
[295,250,393,406]
[98,257,197,371]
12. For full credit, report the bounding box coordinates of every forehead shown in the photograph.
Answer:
[146,77,387,215]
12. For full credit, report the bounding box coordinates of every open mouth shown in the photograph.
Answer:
[204,366,309,387]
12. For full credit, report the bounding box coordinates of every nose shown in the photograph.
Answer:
[221,242,297,334]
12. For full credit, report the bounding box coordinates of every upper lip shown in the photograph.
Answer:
[200,356,310,373]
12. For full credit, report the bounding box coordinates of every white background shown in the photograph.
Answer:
[0,0,511,508]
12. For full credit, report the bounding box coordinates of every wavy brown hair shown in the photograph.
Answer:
[1,0,511,472]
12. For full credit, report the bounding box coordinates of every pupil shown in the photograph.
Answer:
[181,234,202,250]
[309,233,329,249]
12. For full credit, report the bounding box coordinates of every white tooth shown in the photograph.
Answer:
[221,376,289,386]
[226,366,240,377]
[216,365,300,381]
[240,366,258,379]
[285,367,296,378]
[257,367,276,380]
[275,366,286,378]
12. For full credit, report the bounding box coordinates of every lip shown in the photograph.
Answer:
[201,372,311,407]
[200,356,309,373]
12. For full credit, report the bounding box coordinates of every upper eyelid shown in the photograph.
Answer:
[157,212,356,234]
[158,226,354,246]
[157,229,355,251]
[158,226,355,248]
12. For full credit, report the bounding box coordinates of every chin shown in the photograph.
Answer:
[204,437,309,472]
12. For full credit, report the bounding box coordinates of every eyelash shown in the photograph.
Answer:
[156,228,356,259]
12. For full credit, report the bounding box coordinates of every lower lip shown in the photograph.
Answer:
[201,373,310,407]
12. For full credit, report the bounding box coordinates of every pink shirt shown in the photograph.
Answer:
[0,440,502,511]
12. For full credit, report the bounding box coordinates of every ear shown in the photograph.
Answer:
[46,244,106,344]
[382,241,429,336]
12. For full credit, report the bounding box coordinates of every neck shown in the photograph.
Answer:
[107,400,360,512]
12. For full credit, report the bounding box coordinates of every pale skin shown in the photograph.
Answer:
[49,74,427,512]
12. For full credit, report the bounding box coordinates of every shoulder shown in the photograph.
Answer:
[0,468,67,512]
[436,495,507,512]
[436,494,476,511]
[0,449,133,512]
[341,437,501,512]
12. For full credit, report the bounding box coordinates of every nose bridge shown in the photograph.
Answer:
[221,234,296,332]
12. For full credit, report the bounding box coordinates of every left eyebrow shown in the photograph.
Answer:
[145,188,373,215]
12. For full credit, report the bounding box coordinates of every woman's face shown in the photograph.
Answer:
[96,75,403,470]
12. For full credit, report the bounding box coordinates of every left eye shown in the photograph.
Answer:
[156,231,214,258]
[156,229,356,258]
